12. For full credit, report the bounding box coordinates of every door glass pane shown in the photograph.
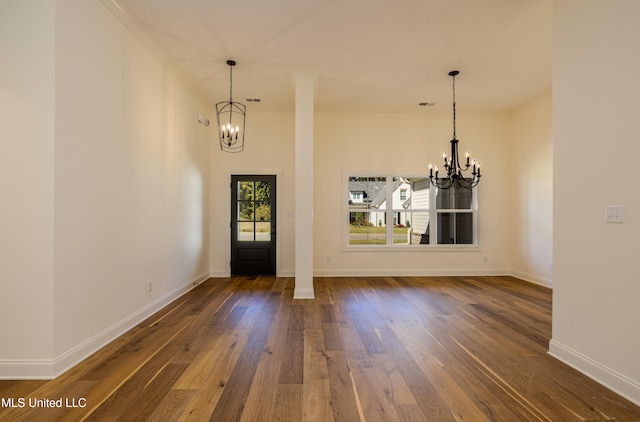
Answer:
[254,202,271,221]
[238,222,254,241]
[254,181,271,201]
[255,222,271,241]
[238,181,254,200]
[238,202,254,220]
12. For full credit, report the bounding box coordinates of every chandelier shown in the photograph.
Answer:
[428,70,481,189]
[216,60,246,153]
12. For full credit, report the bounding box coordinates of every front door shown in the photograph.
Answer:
[231,175,276,276]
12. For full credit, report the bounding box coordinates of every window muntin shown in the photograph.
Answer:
[346,175,477,248]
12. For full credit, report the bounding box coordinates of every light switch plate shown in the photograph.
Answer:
[605,206,624,223]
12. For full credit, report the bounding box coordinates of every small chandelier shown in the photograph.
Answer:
[428,70,481,189]
[216,60,246,153]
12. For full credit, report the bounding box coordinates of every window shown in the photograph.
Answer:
[434,184,474,245]
[237,180,272,242]
[345,175,477,248]
[347,177,388,245]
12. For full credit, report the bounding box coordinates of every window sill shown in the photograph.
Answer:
[343,244,480,252]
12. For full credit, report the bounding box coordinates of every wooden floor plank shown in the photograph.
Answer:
[207,292,280,422]
[273,384,303,422]
[1,276,640,422]
[239,360,282,422]
[278,303,305,385]
[146,389,195,422]
[303,328,332,422]
[324,351,363,422]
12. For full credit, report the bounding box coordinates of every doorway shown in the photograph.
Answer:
[230,175,276,276]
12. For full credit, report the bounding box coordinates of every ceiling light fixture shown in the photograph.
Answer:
[428,70,481,189]
[216,60,246,153]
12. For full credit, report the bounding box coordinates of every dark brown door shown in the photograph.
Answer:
[231,175,276,276]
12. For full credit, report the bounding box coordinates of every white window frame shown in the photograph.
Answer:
[343,173,479,251]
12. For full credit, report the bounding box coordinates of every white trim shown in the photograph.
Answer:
[344,244,482,253]
[313,267,510,277]
[0,271,209,380]
[293,286,315,299]
[510,269,553,288]
[279,268,295,277]
[549,340,640,406]
[0,360,55,380]
[209,269,228,278]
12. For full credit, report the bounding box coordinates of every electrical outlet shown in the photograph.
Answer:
[147,281,153,292]
[326,256,332,263]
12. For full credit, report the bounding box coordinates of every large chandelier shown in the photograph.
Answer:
[216,60,246,153]
[428,70,481,189]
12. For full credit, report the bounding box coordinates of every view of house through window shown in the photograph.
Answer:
[347,176,476,246]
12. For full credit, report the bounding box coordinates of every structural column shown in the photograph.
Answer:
[293,75,315,298]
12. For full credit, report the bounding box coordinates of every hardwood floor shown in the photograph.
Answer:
[1,276,640,421]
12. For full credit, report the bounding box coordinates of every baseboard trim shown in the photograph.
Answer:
[549,339,640,406]
[312,268,510,277]
[209,269,228,278]
[0,271,209,380]
[509,269,553,288]
[0,360,56,380]
[293,286,315,299]
[279,268,295,277]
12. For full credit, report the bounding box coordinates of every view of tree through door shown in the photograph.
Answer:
[231,175,276,275]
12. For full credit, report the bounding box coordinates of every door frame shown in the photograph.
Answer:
[225,169,282,276]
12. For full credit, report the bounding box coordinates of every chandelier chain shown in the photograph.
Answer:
[452,72,456,140]
[229,64,233,103]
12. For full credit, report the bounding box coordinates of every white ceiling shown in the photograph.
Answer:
[102,0,552,115]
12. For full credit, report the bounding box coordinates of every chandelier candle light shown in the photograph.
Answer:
[216,60,246,153]
[428,70,481,189]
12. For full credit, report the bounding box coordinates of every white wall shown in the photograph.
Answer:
[211,108,551,280]
[52,0,211,373]
[509,94,553,286]
[210,111,296,276]
[551,0,640,404]
[0,1,56,377]
[1,0,212,378]
[313,112,510,276]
